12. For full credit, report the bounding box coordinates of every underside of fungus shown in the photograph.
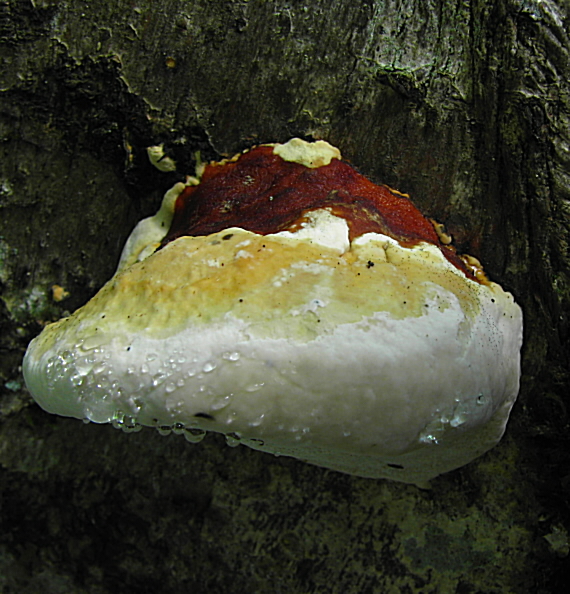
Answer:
[23,138,523,486]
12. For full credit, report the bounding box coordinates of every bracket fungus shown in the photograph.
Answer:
[23,138,523,486]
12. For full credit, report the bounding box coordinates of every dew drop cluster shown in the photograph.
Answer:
[43,339,243,427]
[418,393,489,445]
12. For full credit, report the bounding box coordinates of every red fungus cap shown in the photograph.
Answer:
[163,144,471,277]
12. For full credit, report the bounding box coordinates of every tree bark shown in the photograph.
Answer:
[1,0,568,591]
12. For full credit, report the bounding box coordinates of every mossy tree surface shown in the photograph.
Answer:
[1,0,569,592]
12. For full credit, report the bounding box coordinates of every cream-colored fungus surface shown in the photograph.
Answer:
[23,139,523,486]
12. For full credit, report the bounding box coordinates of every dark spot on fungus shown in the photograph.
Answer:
[222,233,234,240]
[194,412,215,420]
[367,260,375,268]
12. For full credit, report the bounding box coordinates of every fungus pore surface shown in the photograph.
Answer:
[23,138,523,486]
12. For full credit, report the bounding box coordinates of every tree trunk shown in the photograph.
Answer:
[1,0,568,591]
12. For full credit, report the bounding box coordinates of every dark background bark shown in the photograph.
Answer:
[1,0,569,592]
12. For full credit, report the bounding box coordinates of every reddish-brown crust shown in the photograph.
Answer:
[163,145,473,278]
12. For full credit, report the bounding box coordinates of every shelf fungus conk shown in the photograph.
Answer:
[23,138,523,485]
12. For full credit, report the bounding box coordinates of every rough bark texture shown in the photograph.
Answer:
[1,0,569,592]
